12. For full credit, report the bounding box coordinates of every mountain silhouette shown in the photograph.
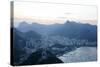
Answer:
[51,21,97,42]
[20,49,63,65]
[16,20,97,42]
[24,30,41,40]
[12,28,26,65]
[12,28,42,65]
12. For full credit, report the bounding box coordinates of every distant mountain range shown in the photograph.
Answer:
[16,20,97,42]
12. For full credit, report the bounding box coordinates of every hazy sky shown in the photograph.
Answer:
[14,1,97,25]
